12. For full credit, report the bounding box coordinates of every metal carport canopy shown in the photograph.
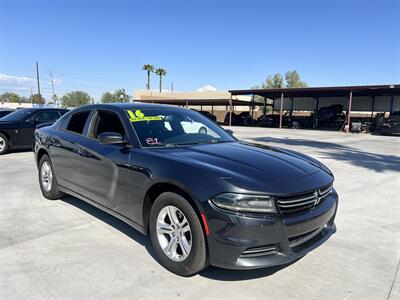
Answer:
[229,84,400,132]
[229,84,400,98]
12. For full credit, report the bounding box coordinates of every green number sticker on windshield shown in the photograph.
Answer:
[127,109,163,122]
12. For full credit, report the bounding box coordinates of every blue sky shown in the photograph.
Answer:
[0,0,399,101]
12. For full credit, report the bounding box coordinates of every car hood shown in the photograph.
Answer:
[153,141,332,194]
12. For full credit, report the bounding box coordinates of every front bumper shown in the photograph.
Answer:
[205,191,338,269]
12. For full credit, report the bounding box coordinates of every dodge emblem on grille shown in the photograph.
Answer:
[313,191,320,206]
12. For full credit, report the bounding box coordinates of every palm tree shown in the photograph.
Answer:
[142,64,154,90]
[155,68,167,93]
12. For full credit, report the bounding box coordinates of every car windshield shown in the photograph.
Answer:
[126,108,235,147]
[0,108,35,121]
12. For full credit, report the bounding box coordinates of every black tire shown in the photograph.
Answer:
[0,133,9,155]
[149,192,208,276]
[38,154,64,200]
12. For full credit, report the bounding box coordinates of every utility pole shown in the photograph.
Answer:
[171,82,174,92]
[49,71,55,99]
[36,62,41,96]
[49,71,58,107]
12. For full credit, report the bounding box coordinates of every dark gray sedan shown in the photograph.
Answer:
[34,103,338,276]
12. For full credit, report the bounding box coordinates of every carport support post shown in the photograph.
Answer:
[279,92,284,129]
[346,90,353,133]
[289,97,294,117]
[263,97,267,115]
[251,94,255,118]
[229,93,233,126]
[390,95,395,113]
[314,97,319,128]
[371,96,375,118]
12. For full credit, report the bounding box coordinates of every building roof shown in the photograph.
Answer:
[134,89,252,106]
[136,98,251,106]
[229,84,400,98]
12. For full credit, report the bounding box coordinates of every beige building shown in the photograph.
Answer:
[0,102,32,109]
[133,90,255,122]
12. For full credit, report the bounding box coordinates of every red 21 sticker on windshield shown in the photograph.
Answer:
[146,138,161,145]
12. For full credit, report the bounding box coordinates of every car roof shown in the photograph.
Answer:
[21,107,68,111]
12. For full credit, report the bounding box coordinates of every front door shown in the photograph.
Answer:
[76,109,133,218]
[19,110,62,147]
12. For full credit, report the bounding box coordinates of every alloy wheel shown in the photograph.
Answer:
[41,161,53,192]
[156,205,192,262]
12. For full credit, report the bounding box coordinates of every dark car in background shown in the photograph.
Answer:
[315,104,346,128]
[377,111,400,135]
[192,109,217,122]
[224,111,255,126]
[0,108,68,155]
[0,109,16,119]
[34,103,338,276]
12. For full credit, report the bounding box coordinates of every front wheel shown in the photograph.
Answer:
[149,192,208,276]
[38,154,64,200]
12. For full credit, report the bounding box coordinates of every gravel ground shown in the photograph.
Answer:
[1,127,399,300]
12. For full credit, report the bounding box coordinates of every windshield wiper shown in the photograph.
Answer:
[159,140,231,147]
[174,140,222,146]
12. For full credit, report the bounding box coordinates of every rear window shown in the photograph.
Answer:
[66,111,90,134]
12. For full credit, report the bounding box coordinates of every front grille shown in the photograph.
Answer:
[288,227,323,248]
[277,184,332,216]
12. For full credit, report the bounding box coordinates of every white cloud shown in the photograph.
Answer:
[196,84,217,92]
[0,73,35,85]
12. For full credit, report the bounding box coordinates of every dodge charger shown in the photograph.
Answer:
[34,103,338,276]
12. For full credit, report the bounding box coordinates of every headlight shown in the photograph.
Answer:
[210,193,277,213]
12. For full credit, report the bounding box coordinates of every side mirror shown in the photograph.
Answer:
[25,117,36,124]
[98,132,126,145]
[225,129,234,136]
[36,121,54,129]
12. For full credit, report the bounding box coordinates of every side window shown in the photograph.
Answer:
[66,111,90,134]
[29,110,61,124]
[90,110,126,139]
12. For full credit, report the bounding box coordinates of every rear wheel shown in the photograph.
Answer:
[149,192,208,276]
[38,154,64,200]
[0,133,9,155]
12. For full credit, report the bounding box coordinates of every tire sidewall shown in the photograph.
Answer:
[0,133,9,155]
[38,154,62,200]
[149,192,207,276]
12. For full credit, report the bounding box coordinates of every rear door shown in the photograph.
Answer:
[75,109,134,218]
[50,110,92,192]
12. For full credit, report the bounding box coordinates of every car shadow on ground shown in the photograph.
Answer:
[248,137,400,173]
[61,195,158,262]
[61,194,299,281]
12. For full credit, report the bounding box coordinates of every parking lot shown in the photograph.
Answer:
[1,127,399,299]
